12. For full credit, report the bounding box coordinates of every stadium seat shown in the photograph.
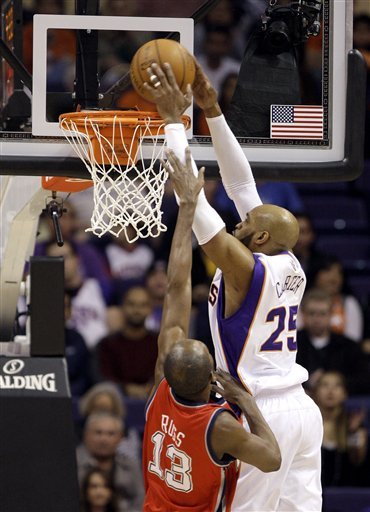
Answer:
[345,396,370,430]
[323,487,370,512]
[353,159,370,195]
[123,396,146,435]
[303,196,369,232]
[315,235,370,271]
[347,274,370,306]
[296,181,348,194]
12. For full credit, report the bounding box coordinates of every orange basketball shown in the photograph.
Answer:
[130,39,195,102]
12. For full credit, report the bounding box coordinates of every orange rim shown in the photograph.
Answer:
[44,110,191,190]
[58,109,191,168]
[59,110,191,131]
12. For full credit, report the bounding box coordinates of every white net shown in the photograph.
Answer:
[59,112,169,243]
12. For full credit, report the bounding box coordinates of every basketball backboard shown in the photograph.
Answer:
[0,0,366,182]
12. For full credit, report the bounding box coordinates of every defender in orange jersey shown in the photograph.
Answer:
[142,146,281,512]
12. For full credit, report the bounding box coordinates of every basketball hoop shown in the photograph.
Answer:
[57,110,190,242]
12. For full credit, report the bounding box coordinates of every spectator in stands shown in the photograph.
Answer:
[311,255,364,342]
[361,303,370,372]
[194,0,248,60]
[313,371,369,487]
[353,14,370,158]
[78,382,141,461]
[79,383,125,420]
[95,287,157,399]
[188,177,303,236]
[196,71,238,134]
[46,241,109,350]
[22,0,73,78]
[64,292,91,400]
[293,212,328,287]
[76,412,144,512]
[296,288,369,394]
[255,181,304,212]
[37,201,112,302]
[196,25,240,96]
[144,262,168,333]
[105,225,154,304]
[80,467,118,512]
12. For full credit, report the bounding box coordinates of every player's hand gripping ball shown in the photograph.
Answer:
[130,39,195,102]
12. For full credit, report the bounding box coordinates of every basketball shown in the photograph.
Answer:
[130,39,196,102]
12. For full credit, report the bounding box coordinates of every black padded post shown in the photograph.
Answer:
[30,257,65,357]
[0,357,79,512]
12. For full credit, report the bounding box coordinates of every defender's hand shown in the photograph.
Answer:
[143,62,192,124]
[212,368,253,405]
[161,147,204,205]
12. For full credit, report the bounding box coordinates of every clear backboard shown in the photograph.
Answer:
[0,0,367,343]
[0,0,366,182]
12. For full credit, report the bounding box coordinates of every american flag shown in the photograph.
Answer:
[270,105,324,139]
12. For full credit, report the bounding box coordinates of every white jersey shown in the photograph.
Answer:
[69,278,108,350]
[105,243,154,280]
[209,251,309,396]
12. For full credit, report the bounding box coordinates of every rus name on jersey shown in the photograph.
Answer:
[160,414,185,448]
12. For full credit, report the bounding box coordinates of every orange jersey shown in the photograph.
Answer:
[143,379,239,512]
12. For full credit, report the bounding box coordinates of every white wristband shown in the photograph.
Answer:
[165,123,225,245]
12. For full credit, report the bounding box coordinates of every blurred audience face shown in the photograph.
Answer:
[85,470,113,509]
[91,392,118,415]
[205,0,234,27]
[101,0,139,16]
[84,415,122,459]
[146,265,168,303]
[204,30,232,62]
[302,298,332,337]
[118,225,137,247]
[294,215,315,255]
[314,262,343,296]
[314,372,347,409]
[46,241,81,285]
[122,287,152,328]
[353,17,370,50]
[80,384,125,419]
[36,0,65,14]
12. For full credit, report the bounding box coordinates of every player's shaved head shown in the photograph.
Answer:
[164,340,213,399]
[251,204,300,251]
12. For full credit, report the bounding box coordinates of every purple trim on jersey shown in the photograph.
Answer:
[216,255,266,381]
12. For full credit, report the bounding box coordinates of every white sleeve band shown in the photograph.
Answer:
[164,123,225,245]
[206,114,262,219]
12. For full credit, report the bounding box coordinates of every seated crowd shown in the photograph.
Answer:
[18,2,370,509]
[28,169,370,512]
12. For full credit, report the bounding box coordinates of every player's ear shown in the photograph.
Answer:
[255,230,269,245]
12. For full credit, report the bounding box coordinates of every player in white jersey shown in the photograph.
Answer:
[145,61,323,512]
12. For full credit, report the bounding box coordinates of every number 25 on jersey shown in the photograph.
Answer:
[260,305,298,352]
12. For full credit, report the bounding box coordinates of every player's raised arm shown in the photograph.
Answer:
[153,148,204,388]
[192,59,262,220]
[146,63,255,300]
